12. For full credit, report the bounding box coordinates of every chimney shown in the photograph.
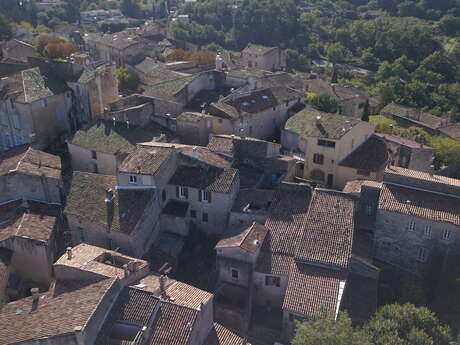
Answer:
[31,288,39,311]
[123,264,130,278]
[105,189,114,203]
[192,146,198,158]
[67,247,73,260]
[160,276,167,296]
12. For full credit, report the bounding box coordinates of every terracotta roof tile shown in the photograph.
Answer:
[283,262,342,318]
[216,222,268,254]
[169,166,238,194]
[162,281,212,309]
[147,302,198,345]
[207,136,234,155]
[0,278,116,345]
[379,183,460,226]
[255,252,293,276]
[0,200,59,243]
[179,146,232,168]
[65,172,155,234]
[339,135,389,172]
[95,287,159,345]
[381,103,443,129]
[204,322,247,345]
[119,147,173,175]
[295,190,355,269]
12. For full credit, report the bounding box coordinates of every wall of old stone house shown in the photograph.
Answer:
[0,99,34,151]
[374,210,459,275]
[225,76,248,89]
[68,216,134,256]
[253,272,288,307]
[228,212,268,226]
[280,130,308,153]
[177,117,212,146]
[165,185,237,235]
[130,194,163,257]
[242,49,285,71]
[341,97,366,118]
[67,82,92,126]
[217,256,252,287]
[407,147,434,172]
[152,98,183,118]
[99,64,119,108]
[19,332,80,345]
[1,236,54,287]
[108,102,153,127]
[188,298,214,345]
[302,122,374,187]
[68,143,119,175]
[334,166,380,190]
[0,174,62,204]
[210,117,234,136]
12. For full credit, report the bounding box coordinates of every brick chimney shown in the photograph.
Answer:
[159,274,167,298]
[31,288,39,312]
[67,247,73,260]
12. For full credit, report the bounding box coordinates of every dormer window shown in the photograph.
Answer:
[129,175,137,184]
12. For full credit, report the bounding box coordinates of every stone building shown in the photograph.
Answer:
[65,171,162,257]
[0,199,61,288]
[1,39,38,61]
[176,111,214,146]
[0,67,74,151]
[282,108,388,189]
[374,167,460,276]
[0,145,62,204]
[67,120,173,175]
[241,44,286,71]
[208,87,302,140]
[377,133,434,172]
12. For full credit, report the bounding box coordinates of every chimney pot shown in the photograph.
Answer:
[67,247,72,260]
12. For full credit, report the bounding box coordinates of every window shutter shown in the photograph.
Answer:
[198,190,202,202]
[208,192,212,203]
[184,187,189,200]
[176,186,179,198]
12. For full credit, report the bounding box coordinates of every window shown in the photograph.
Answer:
[408,220,416,232]
[317,139,336,148]
[417,247,427,262]
[265,276,280,287]
[202,212,209,222]
[162,189,166,201]
[92,150,97,159]
[178,186,188,200]
[231,268,239,279]
[442,229,452,241]
[200,190,211,203]
[424,226,432,239]
[190,210,196,218]
[42,99,48,107]
[357,169,370,176]
[129,175,137,184]
[218,119,223,124]
[313,153,324,164]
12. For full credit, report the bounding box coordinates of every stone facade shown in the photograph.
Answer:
[241,44,286,71]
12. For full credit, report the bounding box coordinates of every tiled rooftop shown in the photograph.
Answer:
[169,165,238,194]
[179,146,232,168]
[284,108,362,140]
[282,262,342,318]
[0,199,59,243]
[204,322,247,345]
[119,147,173,175]
[255,252,293,276]
[0,145,61,179]
[216,222,268,254]
[379,183,460,226]
[381,103,443,129]
[376,133,432,149]
[207,136,234,155]
[65,172,155,234]
[0,278,116,345]
[295,189,355,269]
[231,189,276,213]
[243,43,277,56]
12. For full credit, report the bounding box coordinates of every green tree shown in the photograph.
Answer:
[369,115,397,133]
[365,304,453,345]
[293,312,372,345]
[121,0,141,18]
[361,99,370,121]
[309,93,339,113]
[116,67,139,94]
[326,43,346,63]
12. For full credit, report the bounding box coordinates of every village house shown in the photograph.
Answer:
[64,171,162,257]
[214,183,364,343]
[176,112,214,146]
[241,44,286,72]
[377,133,434,172]
[130,57,188,86]
[1,39,39,61]
[208,87,302,140]
[0,199,61,289]
[305,77,378,117]
[228,189,276,225]
[0,145,62,204]
[282,108,388,188]
[81,9,124,23]
[85,30,148,67]
[374,167,460,276]
[0,67,74,151]
[67,120,173,175]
